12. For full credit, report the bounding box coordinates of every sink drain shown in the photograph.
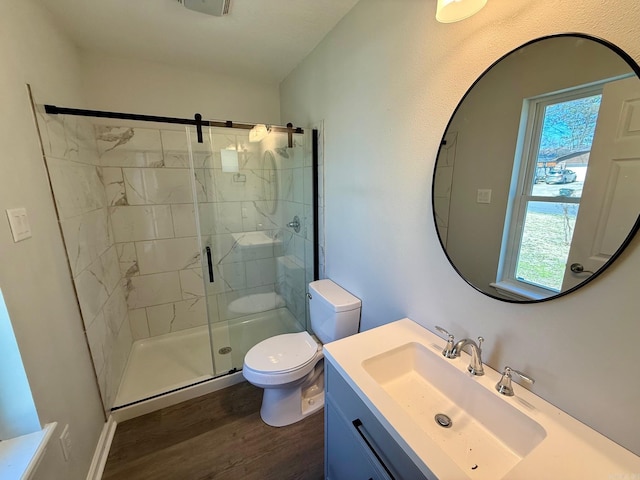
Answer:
[218,346,232,355]
[435,413,452,428]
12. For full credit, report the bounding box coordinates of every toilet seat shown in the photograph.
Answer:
[245,331,319,374]
[243,331,322,386]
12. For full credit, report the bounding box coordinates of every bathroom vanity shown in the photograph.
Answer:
[325,361,426,479]
[324,318,640,479]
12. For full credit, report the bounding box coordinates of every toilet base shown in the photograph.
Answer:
[260,364,325,427]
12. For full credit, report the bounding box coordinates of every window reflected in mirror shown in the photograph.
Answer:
[500,82,611,295]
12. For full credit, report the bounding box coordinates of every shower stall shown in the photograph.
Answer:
[33,103,317,412]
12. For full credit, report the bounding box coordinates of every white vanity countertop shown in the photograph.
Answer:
[323,318,640,480]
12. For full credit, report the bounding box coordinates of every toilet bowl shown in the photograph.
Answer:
[243,331,325,426]
[242,279,361,427]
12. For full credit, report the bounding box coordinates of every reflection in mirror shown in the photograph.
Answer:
[433,35,640,302]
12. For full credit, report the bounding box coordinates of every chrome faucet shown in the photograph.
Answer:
[495,366,535,396]
[435,326,485,376]
[453,337,484,376]
[287,215,301,233]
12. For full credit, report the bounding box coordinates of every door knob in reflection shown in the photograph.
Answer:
[570,263,594,275]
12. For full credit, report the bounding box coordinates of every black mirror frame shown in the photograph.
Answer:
[432,33,640,304]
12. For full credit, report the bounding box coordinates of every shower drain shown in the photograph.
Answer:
[218,346,232,355]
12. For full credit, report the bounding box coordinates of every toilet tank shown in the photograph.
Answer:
[308,279,361,344]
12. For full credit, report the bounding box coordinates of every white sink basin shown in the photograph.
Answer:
[323,318,640,479]
[362,342,546,479]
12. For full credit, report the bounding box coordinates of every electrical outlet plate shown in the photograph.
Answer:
[59,424,71,461]
[476,189,492,204]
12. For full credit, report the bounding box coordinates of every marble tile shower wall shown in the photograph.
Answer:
[98,125,312,339]
[433,131,457,246]
[96,125,210,340]
[35,111,315,408]
[201,130,283,327]
[36,111,131,411]
[265,132,315,328]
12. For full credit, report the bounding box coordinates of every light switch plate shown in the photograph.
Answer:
[6,208,32,242]
[476,189,492,204]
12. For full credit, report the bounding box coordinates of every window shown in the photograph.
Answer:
[497,86,603,298]
[0,288,56,480]
[0,288,40,439]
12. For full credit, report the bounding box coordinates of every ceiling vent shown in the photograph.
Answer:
[178,0,231,17]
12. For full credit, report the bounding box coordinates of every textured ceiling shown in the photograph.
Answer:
[35,0,360,83]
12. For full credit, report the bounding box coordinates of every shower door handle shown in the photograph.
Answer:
[205,246,214,282]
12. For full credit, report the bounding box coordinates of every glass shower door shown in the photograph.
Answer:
[188,124,314,376]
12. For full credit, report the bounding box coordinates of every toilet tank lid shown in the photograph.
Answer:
[309,279,361,312]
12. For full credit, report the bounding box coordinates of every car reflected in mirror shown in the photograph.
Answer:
[545,168,577,184]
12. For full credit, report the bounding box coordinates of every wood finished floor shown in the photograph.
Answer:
[102,382,324,480]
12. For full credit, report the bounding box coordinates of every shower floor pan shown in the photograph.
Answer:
[113,307,302,409]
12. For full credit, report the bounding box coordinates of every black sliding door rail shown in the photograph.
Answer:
[43,105,304,145]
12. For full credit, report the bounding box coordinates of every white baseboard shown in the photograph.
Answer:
[85,416,117,480]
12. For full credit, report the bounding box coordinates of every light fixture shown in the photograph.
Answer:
[177,0,231,17]
[436,0,487,23]
[249,124,270,143]
[221,147,239,173]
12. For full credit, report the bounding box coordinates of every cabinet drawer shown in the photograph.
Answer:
[326,398,392,480]
[326,362,428,480]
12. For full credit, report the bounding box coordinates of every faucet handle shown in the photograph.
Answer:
[435,326,456,358]
[511,368,534,385]
[435,325,452,337]
[477,336,484,349]
[495,366,535,396]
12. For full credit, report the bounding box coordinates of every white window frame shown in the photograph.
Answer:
[494,84,603,300]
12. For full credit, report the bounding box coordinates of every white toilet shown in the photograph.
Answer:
[242,279,361,427]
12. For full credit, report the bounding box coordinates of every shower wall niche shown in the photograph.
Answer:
[35,108,315,411]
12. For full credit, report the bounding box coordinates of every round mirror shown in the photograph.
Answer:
[433,34,640,302]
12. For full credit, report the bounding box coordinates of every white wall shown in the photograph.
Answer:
[281,0,640,456]
[0,1,106,479]
[80,53,281,125]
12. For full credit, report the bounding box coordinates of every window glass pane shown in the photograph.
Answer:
[531,94,601,198]
[515,201,579,292]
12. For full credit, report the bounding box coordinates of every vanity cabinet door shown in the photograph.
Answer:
[325,362,430,480]
[326,399,391,480]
